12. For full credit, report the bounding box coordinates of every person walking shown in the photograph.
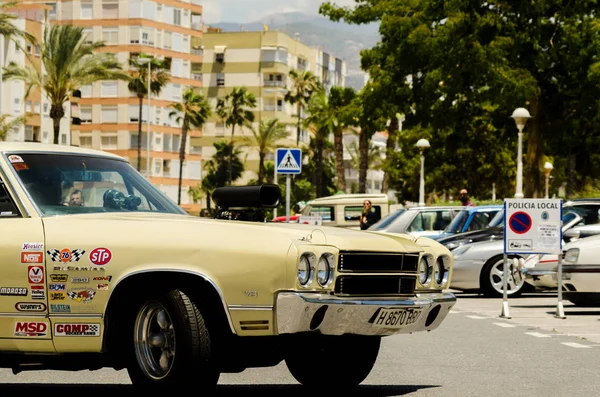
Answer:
[458,189,474,206]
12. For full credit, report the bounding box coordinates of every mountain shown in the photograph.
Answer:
[211,12,380,91]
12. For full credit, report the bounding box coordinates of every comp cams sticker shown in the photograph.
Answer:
[54,323,100,337]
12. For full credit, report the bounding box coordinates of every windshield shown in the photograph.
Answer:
[9,153,186,216]
[444,210,468,233]
[489,210,504,227]
[369,209,406,230]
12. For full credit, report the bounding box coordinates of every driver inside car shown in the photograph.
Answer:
[64,189,84,207]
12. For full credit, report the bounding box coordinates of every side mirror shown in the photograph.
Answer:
[563,228,581,242]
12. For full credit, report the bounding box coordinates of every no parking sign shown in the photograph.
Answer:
[504,199,562,255]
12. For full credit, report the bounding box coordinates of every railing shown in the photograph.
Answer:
[191,22,203,31]
[264,105,283,112]
[191,73,202,81]
[264,81,285,87]
[191,48,203,56]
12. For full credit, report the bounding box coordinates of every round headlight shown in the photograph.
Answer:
[297,254,313,286]
[434,257,445,285]
[419,256,431,285]
[317,254,334,286]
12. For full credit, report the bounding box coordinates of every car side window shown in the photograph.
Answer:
[308,206,334,222]
[0,178,21,218]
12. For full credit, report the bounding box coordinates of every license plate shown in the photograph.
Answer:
[370,308,422,329]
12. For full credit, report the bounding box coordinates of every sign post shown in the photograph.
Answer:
[275,148,302,222]
[503,198,563,319]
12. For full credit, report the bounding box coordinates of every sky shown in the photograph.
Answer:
[201,0,356,24]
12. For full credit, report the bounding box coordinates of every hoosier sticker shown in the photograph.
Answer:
[54,323,100,337]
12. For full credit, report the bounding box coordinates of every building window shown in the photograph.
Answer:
[154,159,162,175]
[81,2,93,19]
[130,26,141,44]
[216,73,225,87]
[80,135,92,148]
[101,106,118,123]
[102,1,119,19]
[101,135,118,149]
[61,134,67,144]
[80,106,92,123]
[172,84,181,101]
[80,85,92,98]
[102,28,119,44]
[13,98,20,113]
[43,103,48,114]
[34,44,40,56]
[141,28,154,46]
[25,100,31,112]
[82,29,92,44]
[34,102,40,113]
[163,31,172,49]
[101,81,118,97]
[173,9,181,25]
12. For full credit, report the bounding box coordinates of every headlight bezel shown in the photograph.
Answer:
[433,255,450,287]
[418,254,433,286]
[317,253,335,287]
[564,248,580,263]
[297,252,316,287]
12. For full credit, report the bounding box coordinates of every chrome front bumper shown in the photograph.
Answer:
[276,292,456,336]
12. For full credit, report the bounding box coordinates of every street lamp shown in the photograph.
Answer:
[416,138,430,207]
[544,161,553,199]
[511,107,532,199]
[137,57,152,179]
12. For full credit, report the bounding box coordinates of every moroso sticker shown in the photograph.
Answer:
[15,302,46,312]
[8,155,24,163]
[28,266,44,284]
[47,248,85,263]
[67,288,96,303]
[0,287,27,296]
[14,321,47,337]
[22,242,43,251]
[89,248,112,265]
[54,323,100,337]
[50,304,71,313]
[21,252,43,263]
[50,274,68,282]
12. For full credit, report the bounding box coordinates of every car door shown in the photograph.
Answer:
[0,175,51,349]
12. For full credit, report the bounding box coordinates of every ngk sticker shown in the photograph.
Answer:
[89,248,112,265]
[21,252,43,263]
[14,321,48,337]
[54,323,100,337]
[28,266,44,284]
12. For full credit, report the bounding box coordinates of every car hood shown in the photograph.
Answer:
[41,212,425,253]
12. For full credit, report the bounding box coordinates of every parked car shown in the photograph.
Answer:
[429,205,503,240]
[368,205,466,237]
[0,142,456,390]
[560,234,600,306]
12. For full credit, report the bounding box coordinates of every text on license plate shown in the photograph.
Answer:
[370,308,422,328]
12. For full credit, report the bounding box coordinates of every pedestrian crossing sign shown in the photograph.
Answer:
[276,148,302,174]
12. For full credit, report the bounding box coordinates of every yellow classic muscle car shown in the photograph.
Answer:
[0,142,456,390]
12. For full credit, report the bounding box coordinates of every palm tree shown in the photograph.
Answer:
[0,113,27,141]
[328,87,357,192]
[284,69,320,146]
[215,87,257,186]
[0,1,35,44]
[169,88,212,205]
[236,118,289,184]
[3,24,129,144]
[128,54,170,171]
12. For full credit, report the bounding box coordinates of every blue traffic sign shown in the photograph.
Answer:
[276,148,302,174]
[508,211,532,234]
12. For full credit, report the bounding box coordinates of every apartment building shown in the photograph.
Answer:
[198,30,346,184]
[48,0,205,212]
[0,4,70,145]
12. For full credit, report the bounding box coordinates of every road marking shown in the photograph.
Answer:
[562,342,592,349]
[525,332,551,338]
[466,315,487,319]
[493,322,516,328]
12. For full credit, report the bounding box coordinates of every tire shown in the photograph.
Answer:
[285,335,380,388]
[126,289,220,391]
[480,255,525,298]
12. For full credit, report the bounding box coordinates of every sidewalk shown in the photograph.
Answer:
[450,291,600,344]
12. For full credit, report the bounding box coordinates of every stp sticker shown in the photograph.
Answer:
[46,248,85,263]
[28,266,44,284]
[14,321,48,337]
[21,252,43,263]
[54,323,100,337]
[22,242,43,251]
[89,248,112,265]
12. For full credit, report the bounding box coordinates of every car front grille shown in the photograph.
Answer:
[337,251,419,273]
[334,276,416,296]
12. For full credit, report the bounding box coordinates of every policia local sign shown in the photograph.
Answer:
[504,199,562,255]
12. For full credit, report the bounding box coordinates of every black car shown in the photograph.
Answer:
[436,225,504,250]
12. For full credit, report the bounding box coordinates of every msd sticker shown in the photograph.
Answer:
[28,266,44,284]
[54,323,100,337]
[89,248,112,265]
[14,321,47,337]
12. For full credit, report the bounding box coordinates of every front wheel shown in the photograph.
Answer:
[285,335,380,388]
[126,289,220,390]
[480,255,525,298]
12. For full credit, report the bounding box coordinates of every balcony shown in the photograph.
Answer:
[264,105,283,112]
[264,81,286,87]
[191,22,203,31]
[192,73,202,81]
[191,48,203,56]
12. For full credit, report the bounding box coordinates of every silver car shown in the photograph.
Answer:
[369,206,466,237]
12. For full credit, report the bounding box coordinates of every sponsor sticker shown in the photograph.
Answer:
[14,321,47,337]
[46,248,85,263]
[31,285,45,300]
[53,266,106,272]
[93,276,112,282]
[0,287,27,296]
[49,283,65,291]
[50,292,66,301]
[21,252,43,263]
[67,288,96,303]
[8,155,24,163]
[54,323,100,337]
[89,248,112,265]
[50,304,71,313]
[28,266,44,284]
[22,242,43,251]
[71,277,89,283]
[15,302,46,312]
[50,274,68,283]
[97,284,109,290]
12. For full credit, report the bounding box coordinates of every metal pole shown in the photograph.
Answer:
[285,174,291,222]
[500,254,511,318]
[419,151,425,206]
[555,254,566,318]
[515,128,524,198]
[273,168,278,218]
[145,63,151,179]
[545,174,549,199]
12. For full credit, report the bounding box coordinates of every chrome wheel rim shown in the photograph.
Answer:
[134,301,176,380]
[490,258,524,295]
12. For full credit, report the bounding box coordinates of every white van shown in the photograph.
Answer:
[300,193,390,229]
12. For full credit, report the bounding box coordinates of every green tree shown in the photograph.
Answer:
[328,86,357,192]
[0,1,35,44]
[0,113,27,141]
[203,140,245,192]
[215,87,257,186]
[236,118,289,184]
[169,88,212,205]
[284,69,321,146]
[128,54,170,171]
[3,24,128,144]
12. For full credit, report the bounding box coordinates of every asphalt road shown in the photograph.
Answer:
[0,292,598,396]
